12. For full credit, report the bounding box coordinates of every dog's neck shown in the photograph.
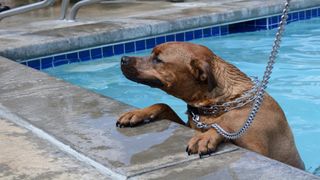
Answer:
[189,57,253,107]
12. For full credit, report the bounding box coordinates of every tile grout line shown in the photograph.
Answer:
[0,103,127,180]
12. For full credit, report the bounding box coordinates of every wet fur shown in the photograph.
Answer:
[118,42,305,170]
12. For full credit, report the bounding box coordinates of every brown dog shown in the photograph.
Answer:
[117,42,305,170]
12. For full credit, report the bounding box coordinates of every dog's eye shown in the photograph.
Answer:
[152,57,163,64]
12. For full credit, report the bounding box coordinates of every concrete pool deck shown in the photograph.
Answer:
[1,0,320,61]
[0,0,320,179]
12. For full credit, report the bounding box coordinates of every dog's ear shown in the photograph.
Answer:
[190,59,217,92]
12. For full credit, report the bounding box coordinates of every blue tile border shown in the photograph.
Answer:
[165,34,175,42]
[114,44,124,55]
[91,48,103,59]
[79,50,90,61]
[27,59,40,70]
[125,42,135,53]
[156,36,165,45]
[185,31,194,41]
[21,7,320,70]
[146,38,156,49]
[41,57,53,69]
[135,40,146,51]
[102,46,113,57]
[194,29,203,39]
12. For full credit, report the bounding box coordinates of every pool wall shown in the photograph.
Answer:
[1,0,320,179]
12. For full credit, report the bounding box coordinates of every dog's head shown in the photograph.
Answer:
[121,42,217,102]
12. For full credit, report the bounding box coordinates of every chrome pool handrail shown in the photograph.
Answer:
[68,0,135,21]
[0,0,56,20]
[0,0,133,22]
[60,0,70,20]
[68,0,102,21]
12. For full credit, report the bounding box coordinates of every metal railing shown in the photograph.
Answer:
[0,0,56,20]
[0,0,132,22]
[68,0,102,21]
[68,0,134,21]
[60,0,70,20]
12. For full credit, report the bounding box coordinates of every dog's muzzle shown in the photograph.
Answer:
[120,56,164,88]
[120,56,138,79]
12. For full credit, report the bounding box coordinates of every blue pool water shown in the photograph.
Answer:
[45,18,320,174]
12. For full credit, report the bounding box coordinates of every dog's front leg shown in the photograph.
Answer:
[117,103,186,128]
[186,129,224,157]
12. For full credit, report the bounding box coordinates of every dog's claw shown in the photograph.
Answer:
[199,151,211,159]
[186,148,191,156]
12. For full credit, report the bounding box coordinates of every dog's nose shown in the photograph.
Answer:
[121,56,130,65]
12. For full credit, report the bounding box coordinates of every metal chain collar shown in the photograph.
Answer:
[191,0,291,139]
[192,77,260,116]
[190,77,259,129]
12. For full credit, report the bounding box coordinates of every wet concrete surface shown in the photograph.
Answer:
[1,0,320,60]
[0,56,239,178]
[0,118,109,179]
[135,150,319,180]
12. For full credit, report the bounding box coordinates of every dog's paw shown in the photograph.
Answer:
[186,130,219,158]
[116,110,153,128]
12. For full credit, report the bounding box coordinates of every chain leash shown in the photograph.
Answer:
[197,77,260,115]
[192,0,291,139]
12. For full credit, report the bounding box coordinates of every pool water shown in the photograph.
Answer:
[45,18,320,174]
